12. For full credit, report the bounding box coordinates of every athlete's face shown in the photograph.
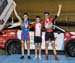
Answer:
[23,15,28,20]
[44,14,49,19]
[36,18,40,23]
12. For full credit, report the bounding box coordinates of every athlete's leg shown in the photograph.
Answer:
[26,32,31,59]
[34,43,38,60]
[45,41,49,60]
[20,40,25,59]
[45,32,50,60]
[51,40,59,61]
[38,43,42,60]
[26,40,31,59]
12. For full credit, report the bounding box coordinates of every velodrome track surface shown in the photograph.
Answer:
[0,54,75,63]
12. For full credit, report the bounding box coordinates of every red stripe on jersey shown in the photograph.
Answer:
[31,23,43,37]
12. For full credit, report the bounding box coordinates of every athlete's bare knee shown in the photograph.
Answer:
[21,40,24,47]
[27,40,30,44]
[51,41,56,49]
[45,42,48,47]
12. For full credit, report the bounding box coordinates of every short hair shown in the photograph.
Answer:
[23,12,29,16]
[36,16,41,19]
[44,12,50,15]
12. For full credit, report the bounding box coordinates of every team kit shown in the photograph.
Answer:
[13,1,62,61]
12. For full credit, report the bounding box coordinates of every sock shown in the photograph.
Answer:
[39,43,41,60]
[39,54,41,60]
[27,49,30,56]
[34,54,37,60]
[35,53,37,57]
[21,47,24,56]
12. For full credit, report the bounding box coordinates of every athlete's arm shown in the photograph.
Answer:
[30,23,35,28]
[57,4,62,17]
[52,4,62,22]
[13,1,22,22]
[13,1,24,27]
[13,7,25,27]
[14,8,22,22]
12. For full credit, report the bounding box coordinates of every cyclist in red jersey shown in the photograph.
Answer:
[30,16,43,60]
[42,4,62,60]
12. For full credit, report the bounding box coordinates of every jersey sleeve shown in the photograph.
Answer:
[30,23,35,28]
[50,16,57,22]
[28,20,32,24]
[41,21,45,27]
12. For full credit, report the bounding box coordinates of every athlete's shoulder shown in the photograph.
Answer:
[27,19,31,21]
[49,16,57,19]
[27,19,32,23]
[49,16,54,19]
[49,16,56,21]
[21,19,24,22]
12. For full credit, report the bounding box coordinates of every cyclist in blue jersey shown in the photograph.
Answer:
[14,5,31,59]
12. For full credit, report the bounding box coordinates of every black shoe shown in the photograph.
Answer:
[28,56,31,59]
[20,56,24,59]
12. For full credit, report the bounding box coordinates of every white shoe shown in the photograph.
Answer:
[34,56,37,60]
[39,56,42,60]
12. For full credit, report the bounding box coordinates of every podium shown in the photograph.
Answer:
[0,0,15,30]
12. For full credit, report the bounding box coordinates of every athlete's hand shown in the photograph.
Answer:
[57,4,62,17]
[21,23,25,26]
[58,4,62,9]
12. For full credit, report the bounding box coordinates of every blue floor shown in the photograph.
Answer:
[0,54,75,63]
